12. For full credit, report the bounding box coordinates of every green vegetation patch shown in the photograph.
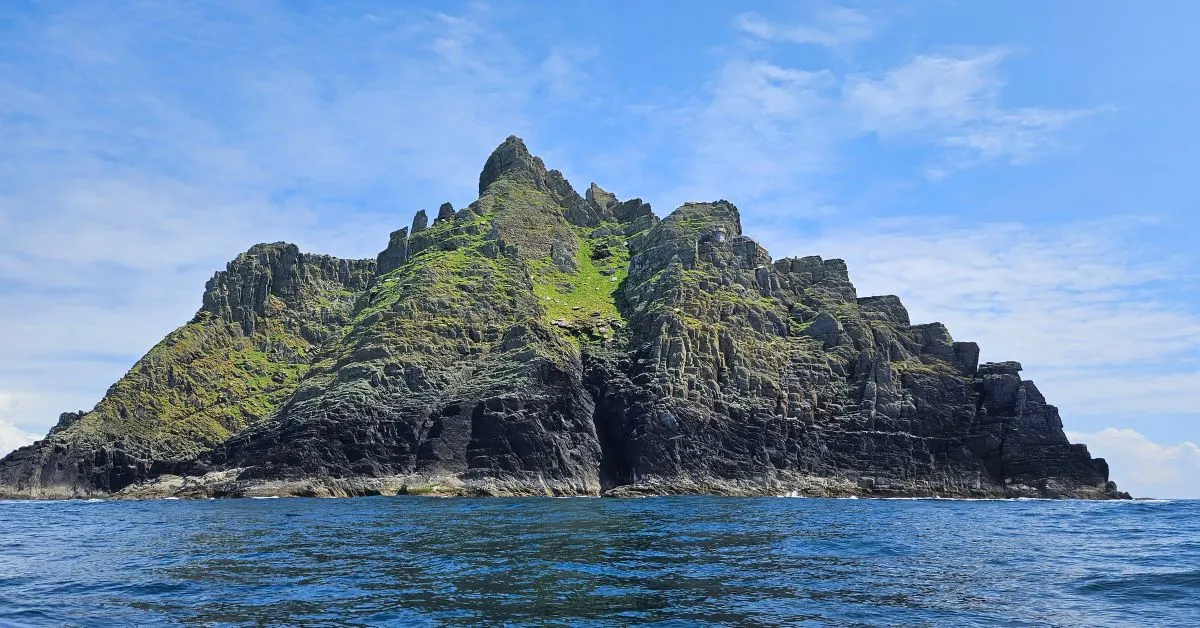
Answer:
[893,358,962,377]
[62,314,316,459]
[530,225,630,332]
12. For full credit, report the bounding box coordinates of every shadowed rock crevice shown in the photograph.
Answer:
[583,350,639,491]
[0,136,1127,500]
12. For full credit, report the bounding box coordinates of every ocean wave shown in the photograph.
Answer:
[1,496,1195,625]
[1077,569,1200,602]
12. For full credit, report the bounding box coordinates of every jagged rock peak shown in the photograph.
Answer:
[773,255,852,285]
[200,242,303,325]
[857,295,911,327]
[667,200,744,237]
[586,183,617,213]
[585,182,655,225]
[980,361,1024,376]
[477,135,629,228]
[377,227,410,276]
[479,135,549,196]
[199,242,374,334]
[411,209,429,233]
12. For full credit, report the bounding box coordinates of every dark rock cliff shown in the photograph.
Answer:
[0,137,1125,499]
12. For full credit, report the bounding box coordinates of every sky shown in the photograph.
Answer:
[1,1,1198,498]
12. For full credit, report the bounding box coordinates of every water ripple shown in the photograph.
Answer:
[0,497,1197,626]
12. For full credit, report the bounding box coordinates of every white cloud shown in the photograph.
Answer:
[660,60,841,211]
[789,218,1200,369]
[735,8,873,47]
[847,50,1010,131]
[845,50,1099,165]
[0,393,40,457]
[655,41,1099,216]
[1066,428,1200,499]
[942,108,1096,162]
[537,46,600,100]
[0,422,37,458]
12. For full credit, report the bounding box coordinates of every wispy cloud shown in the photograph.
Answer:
[666,60,839,204]
[846,50,1011,131]
[537,46,600,100]
[789,218,1200,370]
[657,40,1100,209]
[0,393,38,455]
[753,216,1200,436]
[1066,428,1200,499]
[735,8,874,48]
[845,49,1100,166]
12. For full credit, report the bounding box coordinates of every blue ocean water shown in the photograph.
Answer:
[0,497,1197,626]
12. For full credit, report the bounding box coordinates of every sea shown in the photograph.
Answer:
[0,496,1196,626]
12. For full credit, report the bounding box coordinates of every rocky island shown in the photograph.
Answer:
[0,137,1127,499]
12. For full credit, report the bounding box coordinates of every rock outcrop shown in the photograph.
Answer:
[0,137,1127,499]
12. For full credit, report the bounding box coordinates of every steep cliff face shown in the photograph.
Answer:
[0,244,374,497]
[584,202,1113,498]
[0,137,1125,499]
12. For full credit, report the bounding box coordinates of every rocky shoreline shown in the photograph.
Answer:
[2,470,1128,501]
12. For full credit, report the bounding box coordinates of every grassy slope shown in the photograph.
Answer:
[46,276,364,461]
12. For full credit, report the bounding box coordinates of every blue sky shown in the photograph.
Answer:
[1,1,1198,497]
